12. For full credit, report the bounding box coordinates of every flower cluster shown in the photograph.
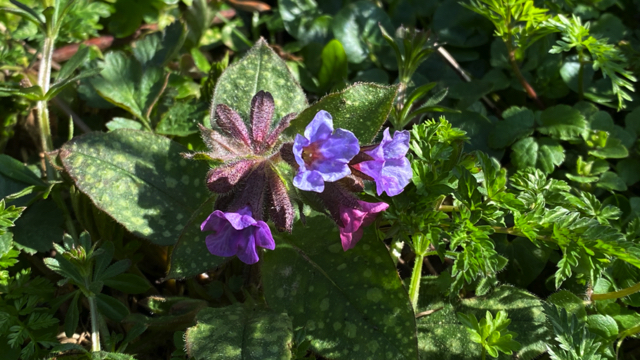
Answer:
[196,91,412,264]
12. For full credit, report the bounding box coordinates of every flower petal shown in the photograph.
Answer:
[313,159,351,182]
[235,229,260,264]
[293,170,325,192]
[221,211,257,230]
[293,134,310,169]
[360,201,389,227]
[304,110,333,143]
[383,129,410,159]
[201,210,227,232]
[380,157,412,196]
[355,159,383,184]
[340,227,364,251]
[255,222,276,250]
[319,129,360,162]
[205,226,241,257]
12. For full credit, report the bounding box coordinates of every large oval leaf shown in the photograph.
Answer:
[167,195,229,279]
[186,304,293,360]
[417,281,548,360]
[262,215,418,360]
[60,130,209,246]
[211,38,307,125]
[286,83,398,144]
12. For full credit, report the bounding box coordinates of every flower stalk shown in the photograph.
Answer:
[591,281,640,301]
[37,34,56,180]
[88,295,100,352]
[409,252,424,309]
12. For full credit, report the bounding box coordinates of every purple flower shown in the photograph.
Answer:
[339,200,389,251]
[352,128,412,196]
[293,110,360,192]
[201,206,275,264]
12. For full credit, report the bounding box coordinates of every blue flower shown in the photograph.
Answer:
[352,128,412,196]
[292,110,360,192]
[201,206,275,264]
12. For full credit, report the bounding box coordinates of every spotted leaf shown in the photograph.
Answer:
[417,281,548,360]
[211,38,307,128]
[262,215,418,360]
[167,195,228,279]
[60,130,209,246]
[286,83,399,144]
[185,304,293,360]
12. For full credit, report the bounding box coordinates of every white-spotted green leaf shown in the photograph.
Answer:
[60,130,210,246]
[418,282,548,360]
[262,215,418,360]
[185,304,293,360]
[286,83,398,144]
[211,38,307,126]
[167,195,229,279]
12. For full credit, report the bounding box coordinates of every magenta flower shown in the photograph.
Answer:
[339,200,389,251]
[201,206,275,264]
[352,128,412,196]
[293,110,359,192]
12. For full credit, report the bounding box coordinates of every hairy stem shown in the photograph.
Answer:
[591,281,640,301]
[88,296,101,352]
[409,254,424,309]
[37,35,56,180]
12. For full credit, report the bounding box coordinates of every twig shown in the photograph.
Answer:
[436,45,503,117]
[52,97,91,134]
[415,307,444,319]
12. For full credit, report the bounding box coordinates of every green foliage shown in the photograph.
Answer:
[185,304,293,360]
[462,0,553,53]
[211,38,308,126]
[0,200,24,236]
[457,310,521,358]
[59,130,210,246]
[331,1,395,68]
[543,303,614,360]
[1,0,640,358]
[0,235,58,360]
[262,215,418,360]
[417,284,547,360]
[90,22,186,130]
[546,15,637,110]
[287,83,398,144]
[167,196,226,279]
[316,39,347,93]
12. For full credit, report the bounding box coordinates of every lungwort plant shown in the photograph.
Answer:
[1,0,640,359]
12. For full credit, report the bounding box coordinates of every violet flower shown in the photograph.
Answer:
[201,206,275,264]
[316,183,389,251]
[339,200,389,251]
[351,128,412,196]
[292,110,359,192]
